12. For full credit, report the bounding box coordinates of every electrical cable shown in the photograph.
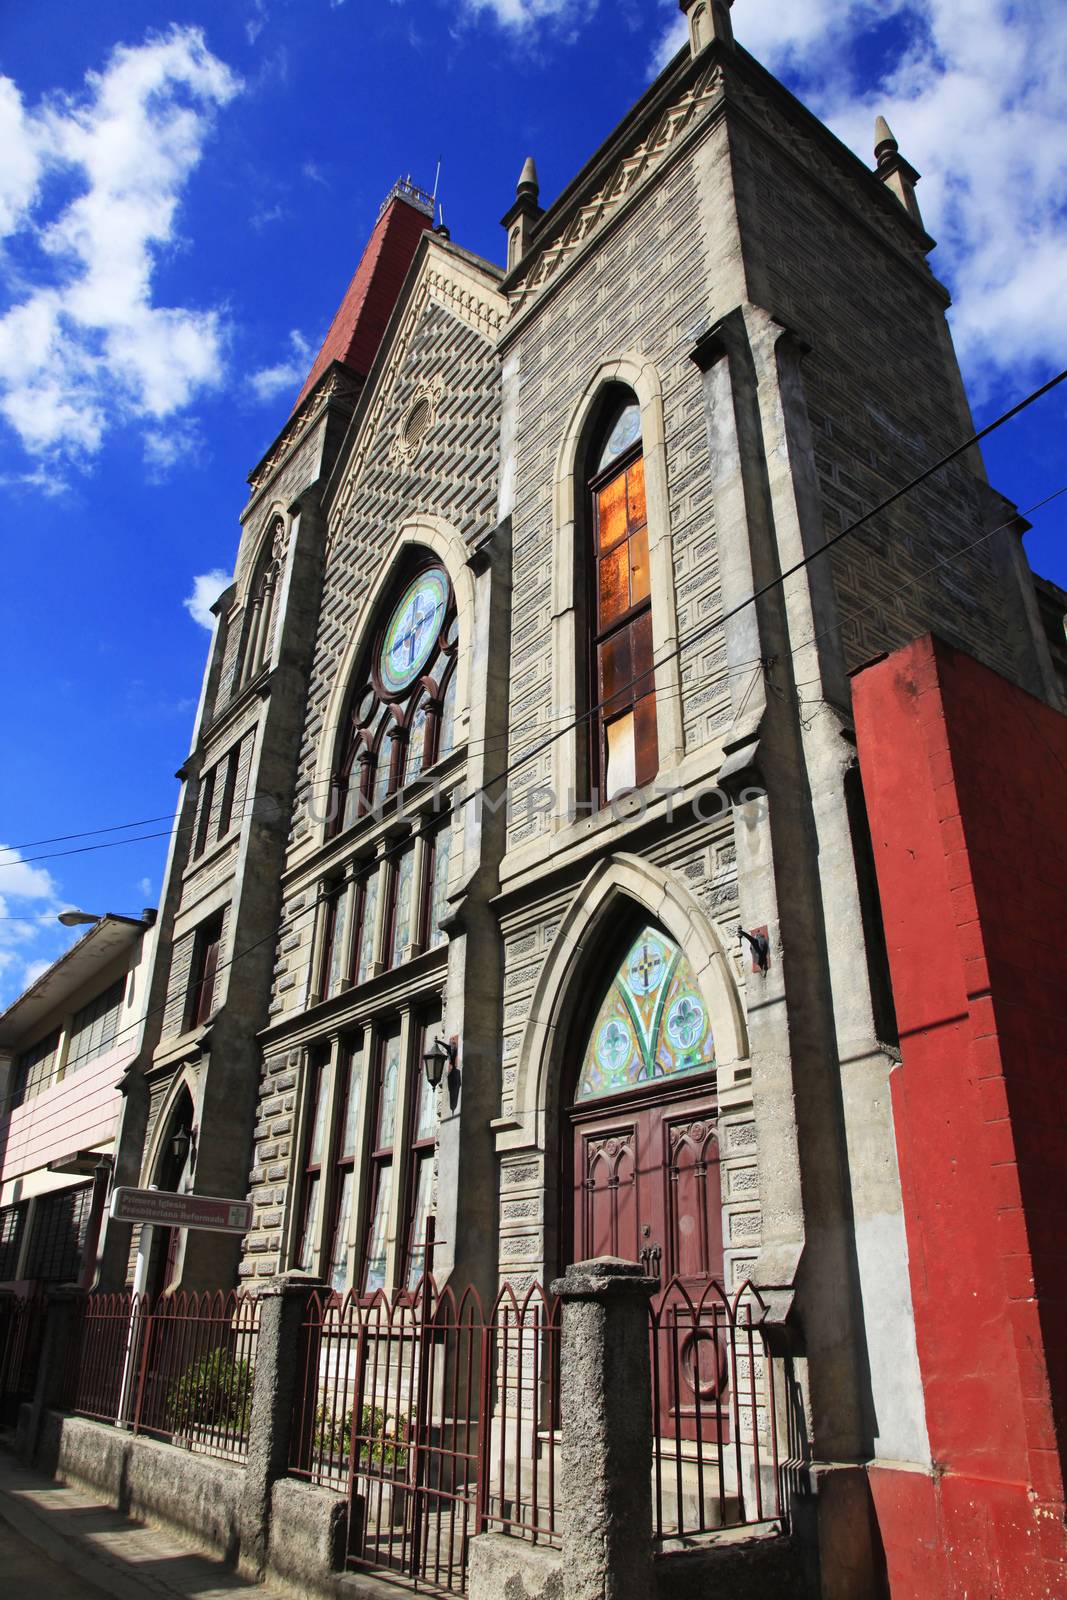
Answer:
[1,372,1065,1110]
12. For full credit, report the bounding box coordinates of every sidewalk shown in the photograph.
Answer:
[0,1450,290,1600]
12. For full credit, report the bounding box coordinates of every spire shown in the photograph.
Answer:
[501,155,545,276]
[678,0,734,57]
[872,114,926,233]
[517,156,539,202]
[874,117,898,165]
[289,179,435,414]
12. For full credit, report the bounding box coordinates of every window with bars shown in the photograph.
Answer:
[66,975,127,1073]
[15,1029,61,1106]
[589,394,657,803]
[24,1185,92,1283]
[0,1202,27,1280]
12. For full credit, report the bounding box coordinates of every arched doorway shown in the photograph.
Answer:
[564,922,723,1290]
[146,1088,195,1299]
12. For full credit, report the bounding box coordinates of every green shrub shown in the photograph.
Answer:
[314,1401,408,1472]
[166,1346,254,1437]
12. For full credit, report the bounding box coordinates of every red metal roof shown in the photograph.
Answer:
[292,188,434,412]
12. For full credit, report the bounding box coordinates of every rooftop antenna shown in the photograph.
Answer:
[432,159,442,205]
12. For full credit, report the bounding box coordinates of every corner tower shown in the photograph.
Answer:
[111,182,436,1296]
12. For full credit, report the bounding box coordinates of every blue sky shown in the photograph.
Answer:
[0,0,1064,1004]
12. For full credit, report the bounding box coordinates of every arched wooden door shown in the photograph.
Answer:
[566,925,725,1434]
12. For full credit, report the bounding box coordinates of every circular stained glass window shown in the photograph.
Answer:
[379,568,449,696]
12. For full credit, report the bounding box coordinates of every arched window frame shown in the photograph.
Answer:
[549,357,685,834]
[327,563,459,840]
[585,391,658,804]
[239,514,286,691]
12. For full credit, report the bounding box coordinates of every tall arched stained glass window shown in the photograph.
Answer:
[329,562,458,838]
[588,393,657,803]
[575,926,715,1102]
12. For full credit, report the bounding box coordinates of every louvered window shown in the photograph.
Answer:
[66,976,127,1073]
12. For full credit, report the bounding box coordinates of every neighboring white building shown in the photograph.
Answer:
[0,912,157,1294]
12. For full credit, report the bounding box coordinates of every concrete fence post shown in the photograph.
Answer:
[239,1272,324,1575]
[21,1284,86,1463]
[550,1257,658,1600]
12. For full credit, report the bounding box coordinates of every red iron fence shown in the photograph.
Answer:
[650,1277,781,1544]
[67,1290,259,1461]
[0,1292,45,1424]
[291,1280,560,1592]
[291,1274,779,1592]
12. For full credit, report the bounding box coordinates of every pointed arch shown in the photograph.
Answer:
[549,355,684,820]
[143,1070,199,1192]
[237,504,290,688]
[312,515,475,846]
[503,853,746,1150]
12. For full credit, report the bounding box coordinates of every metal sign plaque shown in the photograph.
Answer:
[109,1187,253,1234]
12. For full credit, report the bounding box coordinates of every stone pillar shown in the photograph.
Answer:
[551,1258,657,1600]
[239,1272,324,1574]
[21,1285,86,1463]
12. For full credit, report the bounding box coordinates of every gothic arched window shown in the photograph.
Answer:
[330,563,457,839]
[588,393,657,803]
[240,519,283,690]
[575,925,715,1102]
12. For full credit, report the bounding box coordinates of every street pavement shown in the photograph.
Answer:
[0,1450,290,1600]
[0,1513,115,1599]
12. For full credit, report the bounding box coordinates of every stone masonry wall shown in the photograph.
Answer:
[268,295,502,1021]
[728,73,1022,683]
[504,133,731,853]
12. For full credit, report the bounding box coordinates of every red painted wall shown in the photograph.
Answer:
[853,634,1067,1598]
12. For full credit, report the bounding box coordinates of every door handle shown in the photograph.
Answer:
[640,1242,662,1279]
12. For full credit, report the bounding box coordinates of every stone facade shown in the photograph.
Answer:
[112,23,1060,1600]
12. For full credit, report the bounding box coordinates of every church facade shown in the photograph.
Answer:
[110,5,1064,1595]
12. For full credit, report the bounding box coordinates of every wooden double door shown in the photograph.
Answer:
[571,1085,722,1284]
[569,1084,727,1435]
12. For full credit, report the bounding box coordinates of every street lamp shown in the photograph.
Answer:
[422,1036,456,1091]
[58,909,102,927]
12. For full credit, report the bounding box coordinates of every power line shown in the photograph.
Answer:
[6,363,1065,867]
[3,815,181,853]
[2,369,1065,1110]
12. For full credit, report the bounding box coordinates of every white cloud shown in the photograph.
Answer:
[0,851,66,1007]
[0,28,240,475]
[0,846,58,903]
[460,0,596,28]
[183,568,231,629]
[652,0,1067,391]
[143,419,204,481]
[246,1,270,44]
[137,876,154,899]
[249,328,314,404]
[0,77,42,235]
